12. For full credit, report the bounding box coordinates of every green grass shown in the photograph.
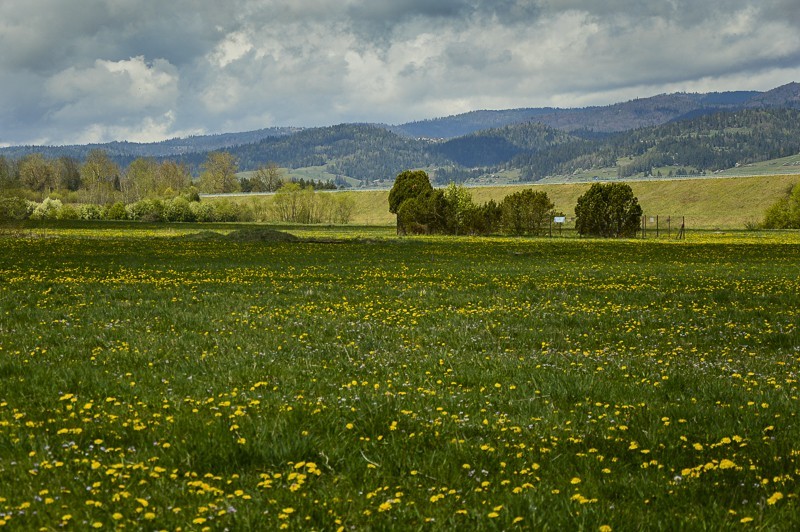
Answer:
[217,173,799,230]
[714,154,800,177]
[1,225,799,530]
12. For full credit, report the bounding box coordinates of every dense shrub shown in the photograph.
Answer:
[762,183,800,229]
[30,198,63,220]
[126,199,165,222]
[575,183,642,238]
[57,204,80,220]
[104,202,128,220]
[163,197,196,222]
[0,197,31,221]
[499,189,554,235]
[80,204,103,220]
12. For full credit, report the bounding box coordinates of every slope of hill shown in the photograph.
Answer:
[2,83,799,185]
[390,108,556,139]
[242,174,796,229]
[390,84,799,139]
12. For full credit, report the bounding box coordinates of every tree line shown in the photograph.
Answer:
[388,170,642,237]
[0,149,342,201]
[0,149,356,224]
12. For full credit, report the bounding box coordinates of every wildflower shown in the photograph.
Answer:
[767,492,783,505]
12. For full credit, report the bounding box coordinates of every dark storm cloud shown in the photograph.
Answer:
[0,0,798,145]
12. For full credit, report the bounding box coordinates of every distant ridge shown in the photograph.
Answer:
[1,83,799,185]
[390,84,800,139]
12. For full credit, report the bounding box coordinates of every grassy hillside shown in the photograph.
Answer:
[212,174,798,229]
[339,174,799,229]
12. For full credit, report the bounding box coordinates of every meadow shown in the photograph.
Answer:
[219,173,800,230]
[1,224,799,530]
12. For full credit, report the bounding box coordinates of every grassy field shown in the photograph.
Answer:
[1,224,799,530]
[218,174,800,230]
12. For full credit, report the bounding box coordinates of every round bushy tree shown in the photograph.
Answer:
[388,170,434,234]
[575,183,642,237]
[499,189,554,235]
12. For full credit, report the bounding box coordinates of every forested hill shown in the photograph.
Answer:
[2,83,799,184]
[0,127,301,163]
[193,124,449,183]
[511,108,800,180]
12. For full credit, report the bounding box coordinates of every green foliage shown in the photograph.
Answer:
[56,204,80,221]
[762,182,800,228]
[388,170,433,214]
[467,199,502,235]
[575,182,643,237]
[199,152,240,194]
[442,182,476,235]
[499,189,554,235]
[30,198,63,220]
[389,170,436,234]
[0,196,30,221]
[103,202,128,221]
[79,204,104,220]
[126,199,165,222]
[163,197,196,222]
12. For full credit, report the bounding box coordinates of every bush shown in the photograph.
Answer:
[0,197,31,221]
[80,204,104,220]
[212,200,243,222]
[30,198,63,220]
[499,189,554,236]
[57,204,80,220]
[126,199,165,222]
[163,197,196,222]
[762,183,800,229]
[190,201,217,222]
[104,202,128,221]
[575,183,642,238]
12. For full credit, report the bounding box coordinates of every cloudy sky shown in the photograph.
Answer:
[2,0,799,146]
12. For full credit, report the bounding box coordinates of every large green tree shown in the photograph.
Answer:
[442,182,476,235]
[499,189,554,235]
[18,153,54,195]
[575,182,642,238]
[199,152,240,194]
[388,170,434,234]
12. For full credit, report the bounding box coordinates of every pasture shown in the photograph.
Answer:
[217,173,800,230]
[1,224,799,530]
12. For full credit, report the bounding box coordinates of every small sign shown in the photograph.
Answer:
[649,217,656,223]
[554,216,566,224]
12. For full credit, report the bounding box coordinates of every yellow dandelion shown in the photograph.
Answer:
[767,492,784,505]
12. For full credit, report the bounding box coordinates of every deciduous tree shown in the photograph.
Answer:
[499,189,554,236]
[199,152,239,193]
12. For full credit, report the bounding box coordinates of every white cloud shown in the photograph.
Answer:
[0,0,798,144]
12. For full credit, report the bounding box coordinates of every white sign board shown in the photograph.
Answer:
[554,216,566,223]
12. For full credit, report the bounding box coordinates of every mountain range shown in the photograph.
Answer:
[2,82,799,184]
